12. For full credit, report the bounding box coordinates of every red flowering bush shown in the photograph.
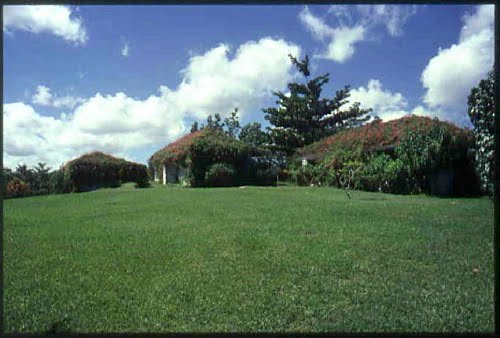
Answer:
[6,178,31,198]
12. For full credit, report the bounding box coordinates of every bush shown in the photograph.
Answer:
[355,154,413,194]
[395,119,473,194]
[6,178,31,198]
[291,163,336,186]
[64,152,150,192]
[190,131,250,187]
[204,163,236,187]
[468,70,494,196]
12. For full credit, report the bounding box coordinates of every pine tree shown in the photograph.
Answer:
[190,121,199,133]
[263,54,372,155]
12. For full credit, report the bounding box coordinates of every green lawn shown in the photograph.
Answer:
[3,183,494,333]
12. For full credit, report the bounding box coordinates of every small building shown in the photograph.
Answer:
[148,129,274,187]
[295,115,480,196]
[149,130,206,185]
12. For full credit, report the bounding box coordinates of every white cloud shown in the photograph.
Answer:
[169,37,301,120]
[299,6,365,63]
[300,5,417,62]
[32,85,53,105]
[3,5,88,45]
[4,37,302,169]
[121,41,129,57]
[52,95,86,109]
[31,85,85,109]
[348,79,410,121]
[421,5,494,109]
[322,26,365,63]
[346,79,460,126]
[355,5,418,37]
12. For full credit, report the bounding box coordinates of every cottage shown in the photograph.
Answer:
[148,130,206,185]
[296,115,480,196]
[149,128,277,187]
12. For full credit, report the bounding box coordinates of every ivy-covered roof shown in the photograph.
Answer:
[148,129,251,169]
[148,129,209,168]
[64,151,140,168]
[297,115,468,162]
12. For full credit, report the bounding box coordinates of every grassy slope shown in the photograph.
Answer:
[3,183,494,333]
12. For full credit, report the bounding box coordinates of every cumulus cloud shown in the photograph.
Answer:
[421,5,494,109]
[348,79,409,121]
[3,5,88,45]
[299,5,417,62]
[345,79,457,126]
[32,85,85,109]
[4,37,301,169]
[32,85,53,105]
[52,95,86,109]
[169,37,301,120]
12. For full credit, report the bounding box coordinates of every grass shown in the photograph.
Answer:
[3,183,494,333]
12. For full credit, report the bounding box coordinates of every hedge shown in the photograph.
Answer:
[63,151,149,192]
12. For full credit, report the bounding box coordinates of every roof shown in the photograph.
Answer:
[297,115,468,163]
[149,129,208,167]
[149,128,256,169]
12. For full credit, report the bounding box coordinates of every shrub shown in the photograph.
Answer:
[190,131,250,187]
[291,163,336,186]
[395,119,473,194]
[6,178,31,198]
[355,154,413,194]
[204,163,236,187]
[468,70,494,196]
[64,152,149,192]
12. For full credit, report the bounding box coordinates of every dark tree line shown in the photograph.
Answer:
[3,163,66,198]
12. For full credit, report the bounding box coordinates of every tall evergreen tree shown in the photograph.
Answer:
[263,54,372,155]
[190,121,199,133]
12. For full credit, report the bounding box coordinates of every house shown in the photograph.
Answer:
[149,130,206,185]
[296,115,480,196]
[149,129,275,187]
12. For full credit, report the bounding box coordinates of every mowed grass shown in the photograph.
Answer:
[3,183,494,333]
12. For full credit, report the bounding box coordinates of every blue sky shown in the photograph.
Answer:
[3,4,494,169]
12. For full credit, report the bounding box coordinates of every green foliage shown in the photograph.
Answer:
[204,163,236,187]
[292,116,477,196]
[49,169,66,193]
[190,121,199,133]
[291,163,336,187]
[355,154,412,194]
[468,70,494,196]
[223,108,241,138]
[189,131,250,187]
[244,151,279,186]
[239,122,269,148]
[205,113,224,133]
[263,54,372,155]
[33,162,52,195]
[64,152,149,192]
[395,119,472,193]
